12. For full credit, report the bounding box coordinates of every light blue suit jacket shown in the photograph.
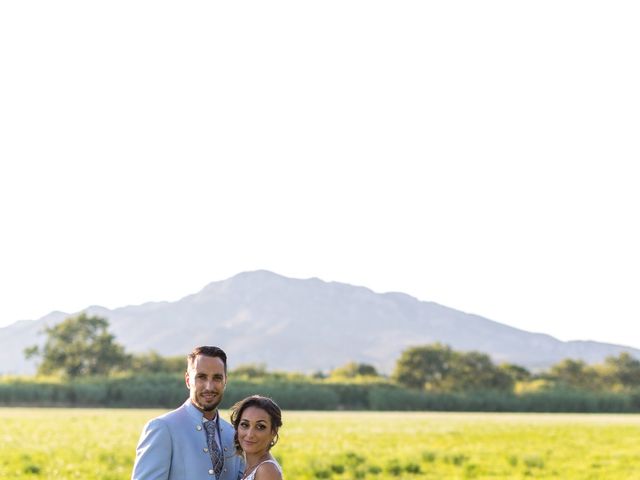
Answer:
[132,399,244,480]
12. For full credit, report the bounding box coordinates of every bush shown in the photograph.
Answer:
[1,376,639,412]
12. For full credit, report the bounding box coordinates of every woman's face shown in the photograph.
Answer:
[237,406,276,455]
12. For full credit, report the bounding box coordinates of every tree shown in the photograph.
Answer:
[601,352,640,389]
[393,344,516,392]
[499,363,532,383]
[24,313,129,378]
[231,363,270,379]
[442,351,514,392]
[548,358,601,390]
[330,362,380,378]
[130,351,185,374]
[392,343,454,390]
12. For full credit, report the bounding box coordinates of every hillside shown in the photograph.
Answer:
[2,270,638,375]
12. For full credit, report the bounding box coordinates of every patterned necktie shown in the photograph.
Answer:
[203,419,224,478]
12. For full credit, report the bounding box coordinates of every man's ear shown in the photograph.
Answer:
[185,370,191,389]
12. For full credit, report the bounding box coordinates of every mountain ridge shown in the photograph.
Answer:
[1,270,638,375]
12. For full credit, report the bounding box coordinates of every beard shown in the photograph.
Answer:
[194,391,223,412]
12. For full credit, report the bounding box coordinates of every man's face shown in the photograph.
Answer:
[185,354,227,418]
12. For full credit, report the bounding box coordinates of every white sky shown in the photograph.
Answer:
[1,1,639,348]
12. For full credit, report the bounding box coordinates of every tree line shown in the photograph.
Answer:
[391,343,640,394]
[10,313,640,411]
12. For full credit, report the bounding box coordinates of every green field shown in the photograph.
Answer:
[2,408,640,479]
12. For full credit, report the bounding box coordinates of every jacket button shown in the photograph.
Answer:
[196,425,202,431]
[203,447,209,453]
[208,469,214,475]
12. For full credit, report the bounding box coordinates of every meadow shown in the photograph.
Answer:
[1,408,640,479]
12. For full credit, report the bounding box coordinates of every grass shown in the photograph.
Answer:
[1,408,640,479]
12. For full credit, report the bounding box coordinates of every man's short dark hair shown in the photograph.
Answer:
[187,346,228,373]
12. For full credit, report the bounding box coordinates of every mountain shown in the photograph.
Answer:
[2,270,639,375]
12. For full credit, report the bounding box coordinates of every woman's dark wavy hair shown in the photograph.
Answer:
[230,395,283,455]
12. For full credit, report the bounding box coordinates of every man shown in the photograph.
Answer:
[132,346,244,480]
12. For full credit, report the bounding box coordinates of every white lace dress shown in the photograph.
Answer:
[244,459,282,480]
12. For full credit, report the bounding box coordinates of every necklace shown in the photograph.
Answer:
[242,453,271,480]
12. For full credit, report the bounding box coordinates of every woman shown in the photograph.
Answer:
[230,395,283,480]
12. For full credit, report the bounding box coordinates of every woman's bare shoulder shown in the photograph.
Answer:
[255,460,282,480]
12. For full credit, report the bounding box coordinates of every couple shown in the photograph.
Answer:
[131,346,283,480]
